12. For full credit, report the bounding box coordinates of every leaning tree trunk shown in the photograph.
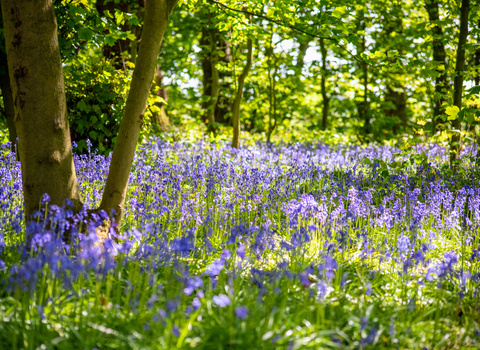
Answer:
[99,0,178,225]
[0,62,18,155]
[231,37,253,149]
[450,0,470,165]
[425,0,449,133]
[1,0,82,216]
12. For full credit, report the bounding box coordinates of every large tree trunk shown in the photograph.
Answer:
[0,62,18,155]
[425,0,449,133]
[319,38,330,131]
[99,0,178,225]
[450,0,470,165]
[1,0,82,216]
[231,37,253,149]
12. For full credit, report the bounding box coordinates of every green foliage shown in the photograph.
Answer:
[64,53,130,154]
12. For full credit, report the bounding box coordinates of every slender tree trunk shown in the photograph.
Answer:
[266,30,278,143]
[450,0,470,165]
[296,38,311,71]
[320,38,330,131]
[475,19,480,87]
[99,0,178,224]
[0,63,18,155]
[206,11,219,135]
[355,10,370,137]
[382,7,407,133]
[267,63,278,143]
[425,0,449,133]
[1,0,82,216]
[151,66,170,130]
[231,36,253,149]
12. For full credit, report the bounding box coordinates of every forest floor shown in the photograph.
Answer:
[0,138,479,349]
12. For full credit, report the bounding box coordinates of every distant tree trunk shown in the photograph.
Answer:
[200,13,232,126]
[0,62,18,155]
[475,19,480,87]
[385,84,407,131]
[320,38,330,130]
[450,0,470,165]
[425,0,449,133]
[1,0,82,216]
[266,30,278,143]
[206,10,219,135]
[296,38,311,71]
[356,9,370,137]
[382,6,407,132]
[150,66,170,130]
[231,36,253,149]
[267,61,278,143]
[99,0,178,225]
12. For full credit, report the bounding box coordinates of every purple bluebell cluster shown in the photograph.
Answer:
[0,139,479,348]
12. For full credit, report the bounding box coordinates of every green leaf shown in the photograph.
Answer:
[466,111,475,124]
[78,28,93,41]
[88,130,98,140]
[466,85,480,95]
[77,101,87,111]
[445,105,460,120]
[105,34,117,46]
[332,6,347,18]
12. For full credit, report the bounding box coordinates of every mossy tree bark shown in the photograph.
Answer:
[1,0,82,216]
[231,36,253,149]
[99,0,179,225]
[450,0,470,165]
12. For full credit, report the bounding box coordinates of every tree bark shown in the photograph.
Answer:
[99,0,178,224]
[206,10,219,135]
[231,36,253,149]
[425,0,449,133]
[1,0,82,216]
[0,62,18,155]
[320,38,330,131]
[266,30,278,143]
[296,38,311,71]
[450,0,470,165]
[475,19,480,87]
[151,66,170,130]
[382,7,407,132]
[355,9,370,137]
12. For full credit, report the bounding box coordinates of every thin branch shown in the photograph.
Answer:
[211,0,365,64]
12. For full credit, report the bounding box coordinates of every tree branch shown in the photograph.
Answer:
[211,0,365,64]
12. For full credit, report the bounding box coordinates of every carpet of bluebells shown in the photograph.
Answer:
[0,138,480,349]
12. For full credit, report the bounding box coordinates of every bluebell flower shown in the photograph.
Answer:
[235,306,248,319]
[212,294,230,307]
